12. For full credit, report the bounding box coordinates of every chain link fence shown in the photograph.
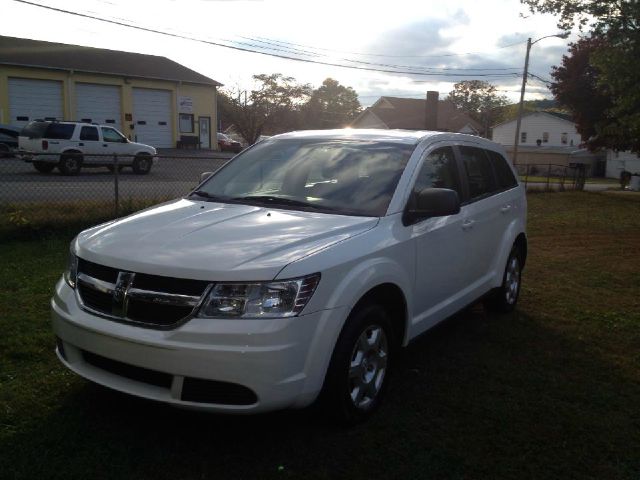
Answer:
[1,150,232,233]
[514,163,588,192]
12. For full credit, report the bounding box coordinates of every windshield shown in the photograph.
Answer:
[193,138,415,217]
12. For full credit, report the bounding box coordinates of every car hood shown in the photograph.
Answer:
[76,198,378,281]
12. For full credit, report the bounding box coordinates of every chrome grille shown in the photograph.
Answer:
[76,258,211,328]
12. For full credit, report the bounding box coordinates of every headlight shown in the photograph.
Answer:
[198,273,320,319]
[64,246,78,289]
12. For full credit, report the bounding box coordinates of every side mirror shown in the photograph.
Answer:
[199,171,213,183]
[403,188,461,225]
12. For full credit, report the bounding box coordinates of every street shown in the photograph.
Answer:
[0,151,233,204]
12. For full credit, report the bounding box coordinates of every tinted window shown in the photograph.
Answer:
[459,146,496,200]
[20,121,48,139]
[414,147,461,196]
[486,150,518,190]
[80,126,99,141]
[101,127,125,143]
[44,123,75,140]
[197,139,415,217]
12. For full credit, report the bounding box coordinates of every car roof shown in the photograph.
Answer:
[270,128,491,146]
[0,124,21,133]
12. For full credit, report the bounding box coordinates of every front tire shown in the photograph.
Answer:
[33,161,56,173]
[485,246,522,313]
[321,303,395,425]
[132,154,152,174]
[58,154,82,175]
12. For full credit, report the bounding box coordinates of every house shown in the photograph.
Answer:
[491,111,607,174]
[0,36,221,149]
[351,91,481,134]
[605,150,640,178]
[492,111,581,147]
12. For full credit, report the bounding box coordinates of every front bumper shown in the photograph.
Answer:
[51,277,347,413]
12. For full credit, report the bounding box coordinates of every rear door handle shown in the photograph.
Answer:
[500,205,512,214]
[462,220,475,231]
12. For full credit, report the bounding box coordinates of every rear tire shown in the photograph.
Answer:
[132,154,152,174]
[58,154,82,175]
[0,144,11,158]
[485,246,523,313]
[33,161,56,173]
[320,303,395,425]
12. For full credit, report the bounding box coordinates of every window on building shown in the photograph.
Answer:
[179,113,194,133]
[520,132,527,143]
[561,133,568,144]
[80,126,99,141]
[542,132,549,143]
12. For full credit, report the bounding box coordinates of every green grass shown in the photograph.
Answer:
[519,175,620,185]
[1,192,639,479]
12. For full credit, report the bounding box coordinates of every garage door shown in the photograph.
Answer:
[8,78,63,127]
[75,83,122,131]
[132,88,172,148]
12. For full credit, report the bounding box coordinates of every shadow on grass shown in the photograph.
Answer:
[1,306,638,480]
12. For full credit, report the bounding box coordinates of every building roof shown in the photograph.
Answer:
[493,110,574,129]
[352,96,481,132]
[0,36,221,86]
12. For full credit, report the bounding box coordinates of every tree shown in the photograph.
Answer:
[521,0,640,152]
[302,78,361,129]
[447,80,509,137]
[220,73,311,144]
[550,36,613,150]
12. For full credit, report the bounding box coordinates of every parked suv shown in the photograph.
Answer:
[52,129,527,423]
[0,124,20,157]
[19,120,157,175]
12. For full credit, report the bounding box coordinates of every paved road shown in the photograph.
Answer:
[0,152,233,203]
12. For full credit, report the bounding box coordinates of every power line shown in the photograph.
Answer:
[12,0,524,78]
[243,34,527,58]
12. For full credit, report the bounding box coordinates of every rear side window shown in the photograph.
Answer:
[20,121,48,139]
[414,146,461,196]
[44,123,75,140]
[80,126,99,141]
[486,150,518,190]
[459,146,496,200]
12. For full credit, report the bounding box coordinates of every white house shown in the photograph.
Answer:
[492,111,582,147]
[605,150,640,178]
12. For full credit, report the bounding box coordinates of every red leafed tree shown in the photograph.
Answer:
[550,36,612,150]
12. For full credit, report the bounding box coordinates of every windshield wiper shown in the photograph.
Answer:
[190,190,230,201]
[235,195,336,210]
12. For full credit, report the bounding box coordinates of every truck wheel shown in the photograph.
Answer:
[33,162,56,173]
[485,245,523,313]
[58,154,82,175]
[132,154,152,174]
[321,303,395,425]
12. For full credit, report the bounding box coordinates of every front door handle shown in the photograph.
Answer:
[500,205,512,214]
[462,219,475,231]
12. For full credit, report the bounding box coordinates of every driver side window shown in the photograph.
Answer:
[101,127,125,143]
[414,146,461,196]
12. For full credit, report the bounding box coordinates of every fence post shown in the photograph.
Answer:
[546,164,551,192]
[524,164,530,190]
[114,154,119,217]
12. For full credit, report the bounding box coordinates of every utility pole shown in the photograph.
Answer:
[512,33,569,165]
[513,37,532,166]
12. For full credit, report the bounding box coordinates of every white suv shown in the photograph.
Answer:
[51,129,527,423]
[19,121,156,175]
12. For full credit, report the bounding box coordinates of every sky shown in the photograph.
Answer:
[1,0,578,106]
